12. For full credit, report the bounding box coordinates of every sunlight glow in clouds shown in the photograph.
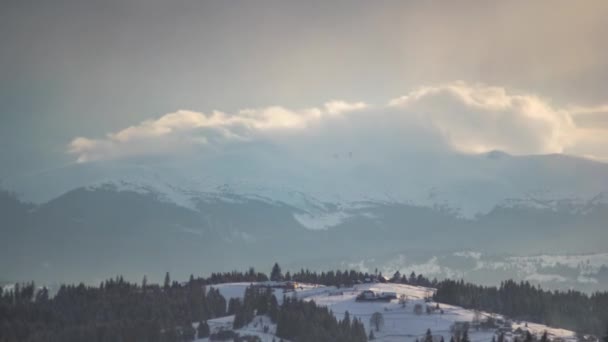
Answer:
[68,82,608,163]
[389,82,576,155]
[68,101,368,162]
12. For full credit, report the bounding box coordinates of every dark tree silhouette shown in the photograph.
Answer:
[370,312,384,332]
[270,262,283,282]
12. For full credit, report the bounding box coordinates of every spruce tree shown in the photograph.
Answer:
[164,272,171,290]
[271,263,283,282]
[462,328,470,342]
[425,328,433,342]
[268,295,279,323]
[197,321,210,338]
[341,311,351,331]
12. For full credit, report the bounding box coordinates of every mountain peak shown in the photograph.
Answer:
[483,150,511,160]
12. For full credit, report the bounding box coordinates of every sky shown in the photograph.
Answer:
[1,0,608,182]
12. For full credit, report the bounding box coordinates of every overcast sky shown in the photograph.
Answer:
[1,0,608,181]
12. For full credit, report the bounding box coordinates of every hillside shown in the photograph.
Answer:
[202,282,578,342]
[2,184,608,290]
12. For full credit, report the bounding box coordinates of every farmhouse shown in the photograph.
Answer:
[356,290,398,302]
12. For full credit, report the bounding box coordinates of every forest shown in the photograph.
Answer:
[1,264,608,341]
[434,279,608,337]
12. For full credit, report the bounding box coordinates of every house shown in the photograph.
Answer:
[357,290,376,300]
[380,291,397,300]
[356,290,397,302]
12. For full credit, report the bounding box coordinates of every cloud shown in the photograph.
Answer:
[389,82,576,155]
[67,82,608,163]
[68,102,367,162]
[323,100,368,115]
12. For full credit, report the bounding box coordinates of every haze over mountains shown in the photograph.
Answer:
[3,6,608,289]
[3,148,608,290]
[3,82,608,290]
[4,2,608,341]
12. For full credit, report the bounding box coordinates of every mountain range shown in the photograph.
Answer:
[2,151,608,287]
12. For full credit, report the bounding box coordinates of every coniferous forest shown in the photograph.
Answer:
[434,279,608,337]
[0,266,375,342]
[1,265,608,341]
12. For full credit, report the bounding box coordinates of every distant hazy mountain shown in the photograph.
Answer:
[1,152,608,287]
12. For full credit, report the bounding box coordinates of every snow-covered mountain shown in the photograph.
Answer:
[2,151,608,286]
[5,151,608,225]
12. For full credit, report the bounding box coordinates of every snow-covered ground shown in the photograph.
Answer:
[196,315,280,342]
[198,282,578,342]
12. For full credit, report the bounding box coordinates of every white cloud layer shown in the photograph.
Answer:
[389,82,575,155]
[68,82,608,163]
[68,101,367,162]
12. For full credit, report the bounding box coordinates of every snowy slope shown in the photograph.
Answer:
[205,282,577,342]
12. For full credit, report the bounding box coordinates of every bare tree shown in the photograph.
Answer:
[399,294,407,308]
[369,312,384,332]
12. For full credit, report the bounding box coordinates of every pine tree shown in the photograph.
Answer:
[352,318,367,342]
[341,310,352,336]
[271,263,283,282]
[540,331,548,342]
[425,328,433,342]
[197,321,210,338]
[183,325,196,340]
[268,295,279,323]
[164,272,171,290]
[369,330,375,340]
[410,272,417,284]
[524,331,533,342]
[35,286,49,302]
[461,328,470,342]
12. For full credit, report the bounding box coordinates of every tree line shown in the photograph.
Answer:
[228,281,367,342]
[273,262,435,288]
[434,278,608,336]
[2,263,607,341]
[0,274,225,342]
